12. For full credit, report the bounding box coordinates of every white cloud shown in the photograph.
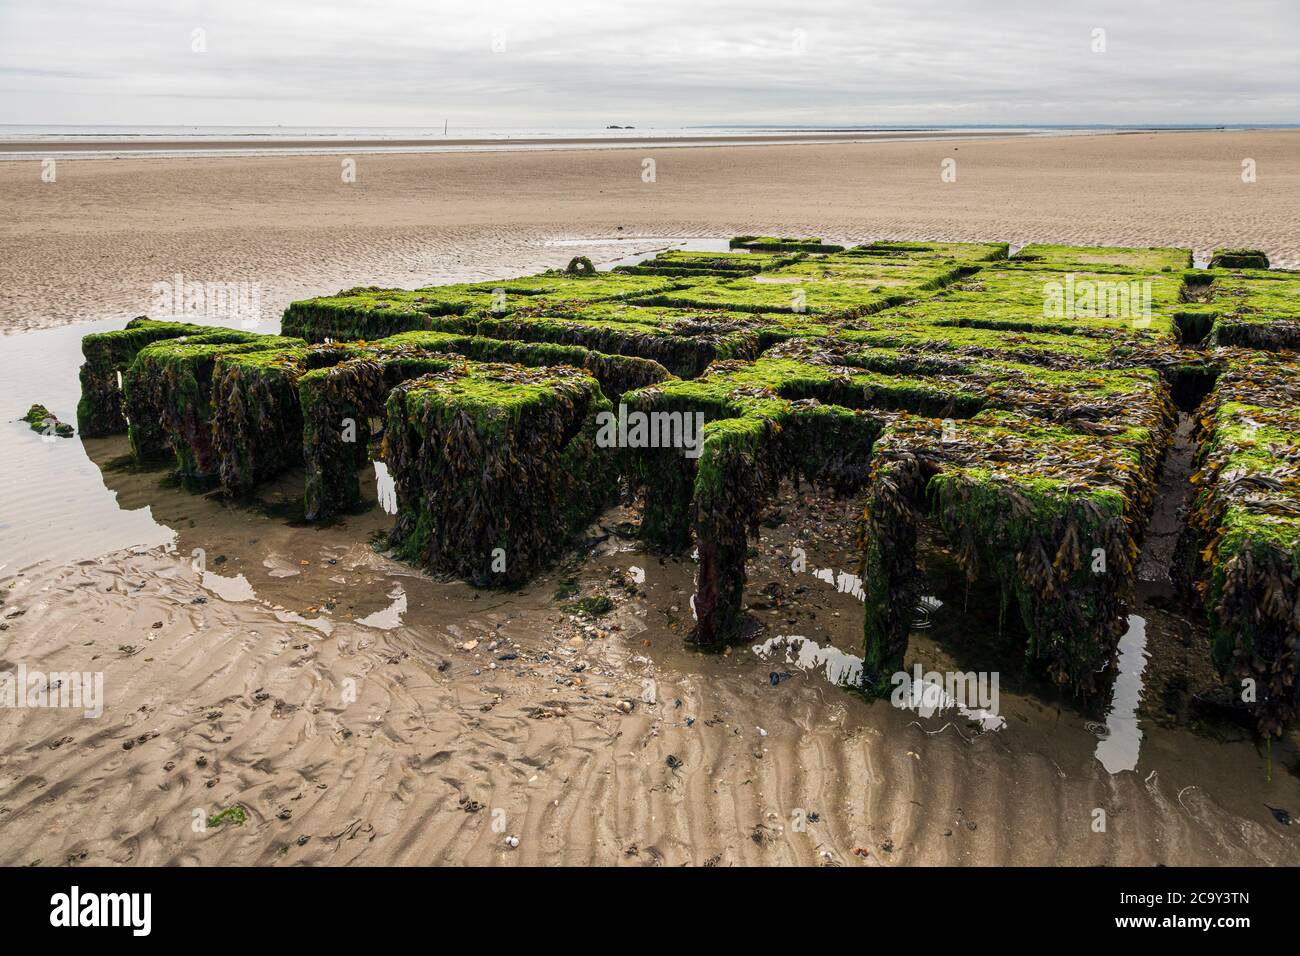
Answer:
[0,0,1295,126]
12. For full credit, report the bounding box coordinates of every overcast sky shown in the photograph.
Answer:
[0,0,1296,128]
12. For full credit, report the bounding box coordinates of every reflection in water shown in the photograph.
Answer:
[272,607,334,636]
[203,567,404,635]
[355,586,407,630]
[201,570,256,602]
[0,321,176,570]
[0,238,706,570]
[263,554,303,578]
[751,634,1007,732]
[202,566,334,634]
[811,565,866,601]
[911,594,943,629]
[373,461,398,515]
[752,634,863,687]
[1095,615,1148,774]
[891,668,1006,732]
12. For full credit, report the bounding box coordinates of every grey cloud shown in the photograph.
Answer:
[0,0,1295,125]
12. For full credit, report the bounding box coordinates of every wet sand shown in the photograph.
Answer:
[2,129,1299,335]
[2,129,1299,866]
[1,447,1297,866]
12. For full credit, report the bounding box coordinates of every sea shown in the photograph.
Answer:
[0,123,1258,159]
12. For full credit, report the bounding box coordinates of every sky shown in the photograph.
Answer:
[0,0,1296,128]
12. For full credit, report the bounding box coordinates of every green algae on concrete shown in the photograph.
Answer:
[1208,248,1270,270]
[613,249,803,277]
[447,334,670,400]
[384,363,618,586]
[211,343,367,498]
[474,304,763,378]
[297,331,668,520]
[622,359,884,644]
[1182,349,1300,737]
[860,393,1173,697]
[889,265,1186,339]
[1013,243,1193,273]
[76,235,1300,732]
[628,258,969,317]
[282,273,687,343]
[300,353,461,520]
[620,332,1173,661]
[76,318,215,436]
[1177,268,1300,351]
[730,236,846,253]
[834,323,1166,370]
[123,333,305,477]
[847,240,1010,262]
[649,337,1173,686]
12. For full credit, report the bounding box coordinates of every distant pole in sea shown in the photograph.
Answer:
[444,120,448,136]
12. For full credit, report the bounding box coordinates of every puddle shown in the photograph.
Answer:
[203,564,334,634]
[752,633,863,687]
[1094,614,1149,774]
[891,669,1007,732]
[272,607,334,635]
[808,565,866,601]
[201,570,257,602]
[263,554,303,578]
[354,585,408,630]
[752,633,1006,732]
[0,317,275,571]
[373,461,399,515]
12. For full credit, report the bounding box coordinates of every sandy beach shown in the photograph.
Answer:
[2,448,1296,867]
[2,129,1298,335]
[2,129,1299,867]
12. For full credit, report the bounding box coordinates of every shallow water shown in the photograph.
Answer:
[1095,615,1149,774]
[0,319,177,572]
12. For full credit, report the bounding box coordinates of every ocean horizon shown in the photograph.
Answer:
[1,121,1285,141]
